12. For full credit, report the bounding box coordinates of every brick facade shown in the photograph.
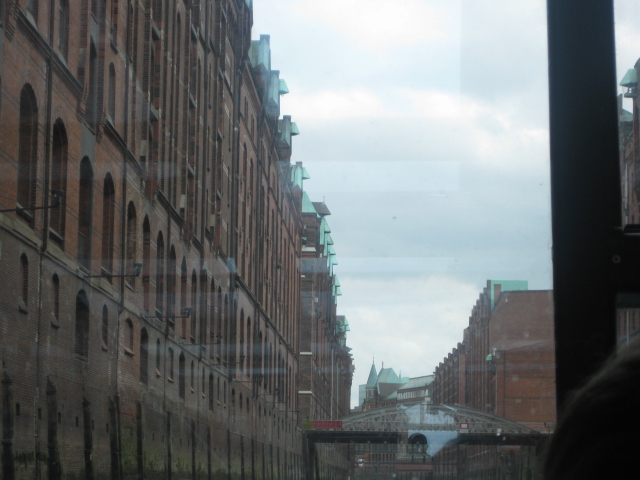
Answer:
[431,281,556,479]
[0,0,352,478]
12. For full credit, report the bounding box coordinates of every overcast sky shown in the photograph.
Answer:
[252,0,640,408]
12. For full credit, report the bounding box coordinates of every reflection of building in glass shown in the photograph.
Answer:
[617,63,640,342]
[0,2,352,479]
[432,280,556,479]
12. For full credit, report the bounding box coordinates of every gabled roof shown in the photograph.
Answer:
[377,367,401,385]
[366,362,378,388]
[398,375,434,391]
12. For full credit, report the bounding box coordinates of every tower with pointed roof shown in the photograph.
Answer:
[364,361,379,403]
[359,362,411,410]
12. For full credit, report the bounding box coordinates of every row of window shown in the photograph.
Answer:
[18,246,295,406]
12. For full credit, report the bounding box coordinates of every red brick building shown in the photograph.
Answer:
[0,0,351,478]
[297,187,353,476]
[431,281,556,479]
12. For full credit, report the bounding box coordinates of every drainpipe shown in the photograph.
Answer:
[33,1,57,476]
[330,346,334,420]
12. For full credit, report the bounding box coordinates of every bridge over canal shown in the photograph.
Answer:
[303,403,551,479]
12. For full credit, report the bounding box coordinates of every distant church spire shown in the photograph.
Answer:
[366,361,378,388]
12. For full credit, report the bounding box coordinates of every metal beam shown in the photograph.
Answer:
[547,0,620,409]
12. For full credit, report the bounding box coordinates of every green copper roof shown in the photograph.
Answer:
[366,363,378,388]
[621,68,638,87]
[302,191,316,214]
[290,164,308,191]
[291,122,300,135]
[312,202,330,215]
[267,71,281,117]
[249,35,271,71]
[332,275,342,297]
[336,316,350,334]
[488,280,528,309]
[278,116,294,148]
[279,79,289,95]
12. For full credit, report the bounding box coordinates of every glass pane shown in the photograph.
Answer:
[253,0,555,478]
[615,3,640,344]
[0,0,557,479]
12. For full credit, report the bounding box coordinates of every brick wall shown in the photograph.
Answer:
[0,0,350,478]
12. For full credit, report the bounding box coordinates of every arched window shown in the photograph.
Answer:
[101,174,116,275]
[102,305,108,347]
[223,293,229,363]
[27,0,38,22]
[58,0,69,59]
[199,272,207,346]
[140,329,149,384]
[85,42,99,129]
[19,254,28,312]
[187,173,195,235]
[126,202,137,286]
[217,288,223,358]
[155,232,164,316]
[108,63,116,121]
[50,120,67,242]
[75,291,90,358]
[167,246,176,328]
[170,14,182,206]
[239,310,245,371]
[153,0,161,22]
[52,274,60,323]
[110,0,118,40]
[247,317,251,376]
[149,44,157,103]
[18,85,38,221]
[156,339,161,372]
[180,257,187,337]
[78,158,93,269]
[209,281,216,359]
[179,353,185,399]
[125,318,134,351]
[127,3,134,59]
[190,270,197,341]
[256,331,263,385]
[208,374,214,411]
[168,347,174,380]
[143,217,151,311]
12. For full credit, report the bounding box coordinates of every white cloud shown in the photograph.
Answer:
[253,0,554,410]
[291,0,455,51]
[342,274,480,405]
[303,161,459,194]
[283,89,387,119]
[291,89,549,179]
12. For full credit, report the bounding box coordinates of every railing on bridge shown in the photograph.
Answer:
[302,403,553,479]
